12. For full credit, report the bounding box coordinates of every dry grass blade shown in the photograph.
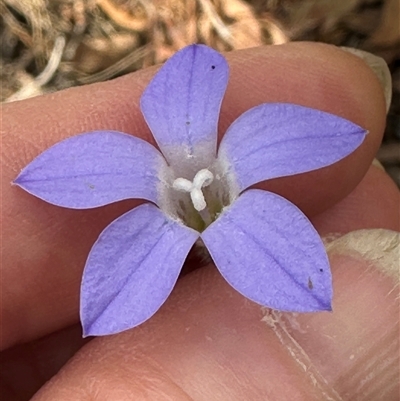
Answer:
[77,44,150,84]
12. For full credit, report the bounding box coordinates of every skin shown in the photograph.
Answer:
[0,42,399,400]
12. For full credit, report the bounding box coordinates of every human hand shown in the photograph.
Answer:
[1,42,399,400]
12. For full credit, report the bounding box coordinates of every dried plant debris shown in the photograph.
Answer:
[1,0,399,182]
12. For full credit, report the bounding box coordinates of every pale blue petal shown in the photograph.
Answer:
[80,203,199,336]
[218,103,367,194]
[13,131,168,208]
[140,44,228,174]
[202,189,332,312]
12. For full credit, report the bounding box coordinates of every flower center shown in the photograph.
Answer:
[160,161,233,232]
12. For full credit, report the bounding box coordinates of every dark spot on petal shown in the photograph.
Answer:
[319,268,324,272]
[211,65,215,69]
[308,277,313,290]
[186,121,190,125]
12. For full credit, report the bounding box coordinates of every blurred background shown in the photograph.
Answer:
[1,0,399,183]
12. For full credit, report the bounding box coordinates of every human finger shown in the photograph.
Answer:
[30,233,399,401]
[1,43,386,349]
[2,162,398,401]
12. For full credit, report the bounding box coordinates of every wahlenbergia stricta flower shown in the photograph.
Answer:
[14,45,367,336]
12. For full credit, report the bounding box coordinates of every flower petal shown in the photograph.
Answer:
[218,103,367,195]
[201,189,332,312]
[140,44,228,176]
[80,203,199,336]
[13,131,168,209]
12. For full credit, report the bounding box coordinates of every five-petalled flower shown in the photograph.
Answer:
[13,45,367,336]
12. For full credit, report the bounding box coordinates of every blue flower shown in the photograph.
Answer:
[14,45,367,336]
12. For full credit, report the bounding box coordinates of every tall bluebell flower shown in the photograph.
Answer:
[14,45,367,336]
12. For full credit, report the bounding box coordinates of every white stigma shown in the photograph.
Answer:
[173,169,214,211]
